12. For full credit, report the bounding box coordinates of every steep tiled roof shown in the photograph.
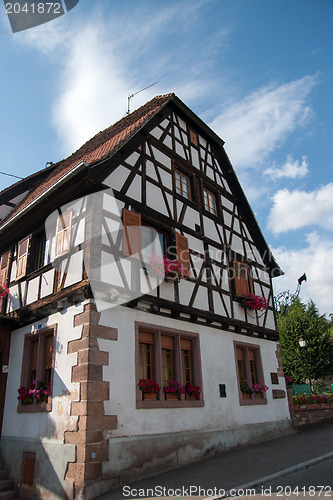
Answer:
[0,93,174,228]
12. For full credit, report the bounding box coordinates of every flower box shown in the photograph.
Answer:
[145,255,185,282]
[17,379,51,405]
[138,379,161,399]
[185,383,200,400]
[163,380,185,400]
[241,294,268,312]
[185,394,196,401]
[165,393,179,400]
[143,392,158,400]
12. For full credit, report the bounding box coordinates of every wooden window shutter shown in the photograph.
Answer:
[123,208,141,257]
[233,261,253,297]
[55,210,72,258]
[16,236,30,280]
[175,232,190,278]
[0,250,11,285]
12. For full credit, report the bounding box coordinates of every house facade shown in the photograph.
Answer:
[0,94,290,499]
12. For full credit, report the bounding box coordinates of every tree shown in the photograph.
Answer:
[277,299,333,384]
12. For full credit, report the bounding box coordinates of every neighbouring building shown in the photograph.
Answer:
[0,94,290,499]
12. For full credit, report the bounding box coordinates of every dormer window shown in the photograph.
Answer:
[203,187,217,216]
[175,169,191,200]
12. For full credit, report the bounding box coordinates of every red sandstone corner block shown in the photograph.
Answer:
[66,461,102,483]
[76,443,108,463]
[72,363,103,382]
[68,336,99,354]
[80,380,109,400]
[71,400,105,416]
[78,415,118,431]
[77,349,109,365]
[90,324,118,340]
[64,430,86,445]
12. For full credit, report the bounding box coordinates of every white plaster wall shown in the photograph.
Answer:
[125,151,140,166]
[163,134,172,150]
[64,251,84,288]
[149,127,163,140]
[151,146,172,170]
[2,301,86,441]
[40,269,55,298]
[99,307,290,439]
[6,284,20,313]
[105,166,130,192]
[26,277,39,305]
[126,175,142,203]
[146,182,170,216]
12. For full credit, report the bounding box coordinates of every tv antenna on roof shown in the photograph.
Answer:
[127,81,159,114]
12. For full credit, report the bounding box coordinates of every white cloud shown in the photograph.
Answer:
[272,232,333,316]
[210,76,316,168]
[51,22,133,154]
[268,183,333,234]
[14,2,231,156]
[265,155,309,179]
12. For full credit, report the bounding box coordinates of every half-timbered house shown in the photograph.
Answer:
[0,94,290,499]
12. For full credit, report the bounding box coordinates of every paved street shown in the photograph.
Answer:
[95,423,333,500]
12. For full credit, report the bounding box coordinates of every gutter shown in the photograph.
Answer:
[0,161,89,234]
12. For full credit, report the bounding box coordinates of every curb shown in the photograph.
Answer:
[203,451,333,499]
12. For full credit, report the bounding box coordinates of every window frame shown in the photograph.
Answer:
[234,340,267,406]
[174,168,192,201]
[17,324,57,413]
[135,322,204,408]
[203,186,218,216]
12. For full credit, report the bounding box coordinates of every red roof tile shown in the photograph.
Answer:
[1,93,174,228]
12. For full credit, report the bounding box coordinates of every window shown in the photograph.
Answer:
[141,224,167,259]
[234,341,267,406]
[16,236,30,280]
[203,187,217,216]
[55,210,72,258]
[232,261,254,297]
[18,325,56,413]
[175,169,191,200]
[136,323,203,408]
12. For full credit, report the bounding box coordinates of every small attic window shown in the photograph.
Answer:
[189,129,198,146]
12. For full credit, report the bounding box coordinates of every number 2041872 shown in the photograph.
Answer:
[276,486,332,496]
[5,3,62,14]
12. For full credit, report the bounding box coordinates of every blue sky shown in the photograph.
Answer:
[0,0,332,315]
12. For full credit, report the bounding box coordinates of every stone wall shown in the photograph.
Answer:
[287,388,333,427]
